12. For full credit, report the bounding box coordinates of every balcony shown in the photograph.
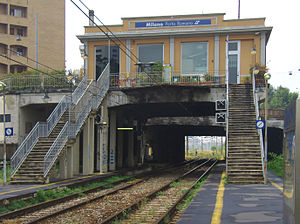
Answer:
[109,72,226,89]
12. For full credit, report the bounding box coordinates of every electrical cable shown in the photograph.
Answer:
[70,0,139,65]
[0,46,58,72]
[77,0,140,63]
[71,0,199,119]
[0,53,58,79]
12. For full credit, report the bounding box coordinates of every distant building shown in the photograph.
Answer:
[0,0,65,157]
[0,0,65,74]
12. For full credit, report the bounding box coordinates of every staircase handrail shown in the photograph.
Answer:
[43,64,110,178]
[10,76,88,178]
[10,122,47,176]
[44,122,69,176]
[252,73,265,179]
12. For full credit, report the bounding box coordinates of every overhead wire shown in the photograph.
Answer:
[77,0,140,63]
[0,53,58,79]
[0,45,58,72]
[70,0,139,65]
[71,0,199,118]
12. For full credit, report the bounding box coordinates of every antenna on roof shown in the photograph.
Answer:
[238,0,241,19]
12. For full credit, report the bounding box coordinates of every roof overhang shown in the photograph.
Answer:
[77,25,273,44]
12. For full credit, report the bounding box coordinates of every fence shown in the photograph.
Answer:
[109,72,226,88]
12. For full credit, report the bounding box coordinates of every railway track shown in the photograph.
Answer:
[0,160,203,224]
[103,159,217,224]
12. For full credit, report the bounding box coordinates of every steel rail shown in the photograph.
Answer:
[0,160,196,223]
[24,161,198,224]
[155,159,218,224]
[100,159,215,224]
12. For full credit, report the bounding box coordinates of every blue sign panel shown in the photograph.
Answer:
[135,19,212,28]
[256,120,265,129]
[5,128,13,136]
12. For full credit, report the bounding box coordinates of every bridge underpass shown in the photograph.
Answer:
[106,86,226,169]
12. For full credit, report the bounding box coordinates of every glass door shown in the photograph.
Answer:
[227,41,240,84]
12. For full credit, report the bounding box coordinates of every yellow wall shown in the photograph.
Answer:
[85,13,268,83]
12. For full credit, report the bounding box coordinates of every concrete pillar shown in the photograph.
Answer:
[100,125,108,173]
[59,148,67,179]
[100,101,109,173]
[88,116,95,170]
[117,126,124,168]
[128,129,135,167]
[109,110,117,171]
[66,144,73,178]
[83,116,95,175]
[73,135,80,175]
[96,124,100,171]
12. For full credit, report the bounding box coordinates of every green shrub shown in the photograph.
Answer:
[268,153,283,178]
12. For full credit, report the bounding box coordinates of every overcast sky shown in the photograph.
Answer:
[65,0,300,92]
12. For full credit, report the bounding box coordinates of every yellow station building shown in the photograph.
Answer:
[78,13,272,85]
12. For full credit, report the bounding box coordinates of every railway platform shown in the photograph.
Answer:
[177,163,283,224]
[0,172,117,202]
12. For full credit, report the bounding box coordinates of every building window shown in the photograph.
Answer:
[16,47,23,56]
[9,25,27,37]
[138,44,163,63]
[181,42,208,75]
[0,114,11,122]
[95,45,119,80]
[10,5,27,18]
[0,4,8,15]
[10,65,27,73]
[0,23,8,34]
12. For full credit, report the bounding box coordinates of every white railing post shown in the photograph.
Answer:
[252,72,265,180]
[225,35,229,178]
[43,64,110,178]
[11,75,89,178]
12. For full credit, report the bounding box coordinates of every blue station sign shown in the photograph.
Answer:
[135,19,212,28]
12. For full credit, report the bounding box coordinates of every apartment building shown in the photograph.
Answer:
[0,0,65,74]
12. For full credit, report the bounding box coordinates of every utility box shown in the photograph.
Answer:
[283,98,300,224]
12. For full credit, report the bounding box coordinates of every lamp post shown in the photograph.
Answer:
[264,73,271,184]
[67,71,74,124]
[0,81,7,185]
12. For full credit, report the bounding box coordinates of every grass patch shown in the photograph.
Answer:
[0,175,131,215]
[170,179,181,188]
[0,165,11,183]
[186,150,225,160]
[268,153,283,178]
[176,176,208,211]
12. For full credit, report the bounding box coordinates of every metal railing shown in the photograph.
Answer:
[44,122,69,176]
[43,65,110,178]
[10,75,88,177]
[252,72,265,179]
[1,75,71,92]
[109,72,226,88]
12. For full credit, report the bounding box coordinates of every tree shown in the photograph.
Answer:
[267,85,298,110]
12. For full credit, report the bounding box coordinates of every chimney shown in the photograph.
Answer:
[89,10,94,26]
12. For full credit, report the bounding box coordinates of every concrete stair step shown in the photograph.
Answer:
[228,166,262,170]
[10,180,45,185]
[226,179,264,184]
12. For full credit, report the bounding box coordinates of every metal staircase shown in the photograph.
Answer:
[227,83,265,184]
[10,65,110,184]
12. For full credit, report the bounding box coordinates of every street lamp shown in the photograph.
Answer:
[0,81,7,185]
[264,72,271,184]
[67,71,74,124]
